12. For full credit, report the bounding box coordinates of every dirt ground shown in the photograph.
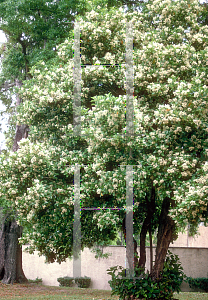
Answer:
[0,282,117,299]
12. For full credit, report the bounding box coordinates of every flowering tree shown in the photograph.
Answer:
[0,0,135,284]
[0,0,208,286]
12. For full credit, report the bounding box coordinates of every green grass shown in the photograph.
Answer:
[0,283,207,300]
[0,283,118,300]
[1,297,111,300]
[174,293,208,300]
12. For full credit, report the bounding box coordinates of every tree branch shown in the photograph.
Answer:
[0,81,16,91]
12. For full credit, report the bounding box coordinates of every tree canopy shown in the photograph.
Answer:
[0,0,135,151]
[0,0,207,278]
[0,0,140,85]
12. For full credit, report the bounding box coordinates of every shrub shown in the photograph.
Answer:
[162,250,185,294]
[28,277,42,284]
[107,251,185,300]
[186,277,208,292]
[57,276,74,287]
[75,276,91,288]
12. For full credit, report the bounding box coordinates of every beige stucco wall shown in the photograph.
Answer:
[22,245,208,291]
[171,225,208,248]
[22,245,126,289]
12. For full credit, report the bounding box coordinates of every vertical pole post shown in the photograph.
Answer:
[126,165,134,278]
[73,20,81,278]
[73,21,81,136]
[73,164,81,278]
[125,20,134,143]
[125,20,134,279]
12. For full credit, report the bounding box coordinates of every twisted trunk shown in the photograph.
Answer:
[122,184,156,277]
[151,197,176,280]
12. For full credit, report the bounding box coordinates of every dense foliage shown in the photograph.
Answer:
[75,276,91,288]
[57,275,91,288]
[186,277,208,292]
[57,276,74,287]
[0,1,207,291]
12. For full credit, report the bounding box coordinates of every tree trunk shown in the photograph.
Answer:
[12,124,29,152]
[138,185,155,270]
[121,183,155,278]
[0,79,28,284]
[122,216,139,277]
[149,224,153,273]
[0,209,28,284]
[13,80,29,152]
[151,197,176,280]
[138,215,149,269]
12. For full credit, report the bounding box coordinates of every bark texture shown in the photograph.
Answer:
[151,197,176,280]
[0,210,28,284]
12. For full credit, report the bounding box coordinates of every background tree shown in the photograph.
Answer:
[0,0,207,294]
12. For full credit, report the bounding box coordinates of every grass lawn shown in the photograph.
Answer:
[175,293,208,300]
[0,283,207,300]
